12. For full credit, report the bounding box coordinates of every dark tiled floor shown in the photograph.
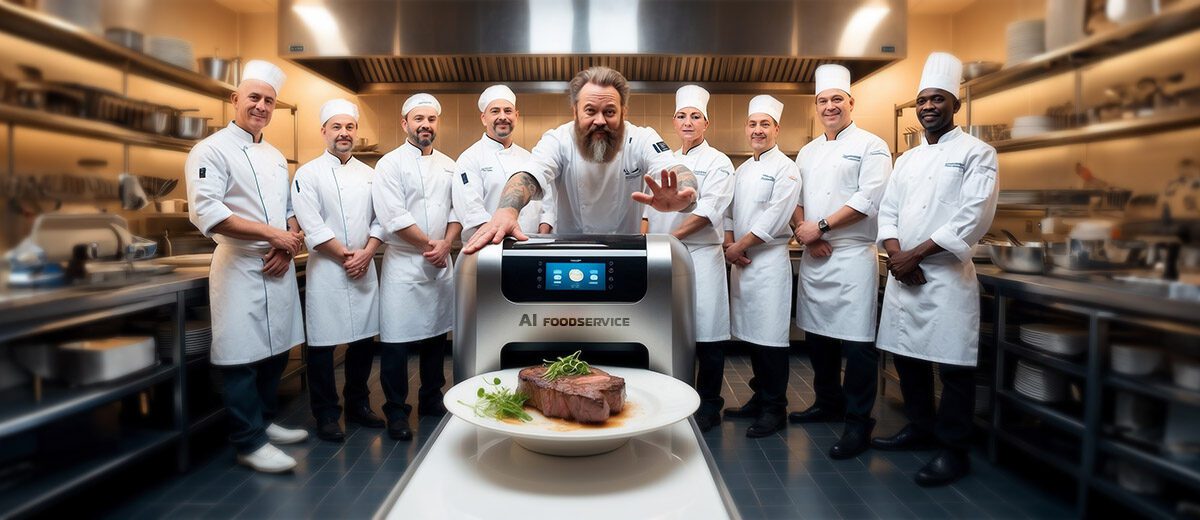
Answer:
[62,351,1074,519]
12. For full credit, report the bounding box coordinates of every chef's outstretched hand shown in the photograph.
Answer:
[462,208,526,254]
[423,239,451,268]
[262,248,291,277]
[807,239,833,258]
[632,170,696,212]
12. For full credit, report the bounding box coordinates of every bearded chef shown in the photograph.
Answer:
[643,85,735,432]
[452,85,555,243]
[721,95,803,439]
[185,59,308,473]
[291,99,387,443]
[871,52,999,487]
[789,64,892,461]
[372,93,461,442]
[461,66,698,253]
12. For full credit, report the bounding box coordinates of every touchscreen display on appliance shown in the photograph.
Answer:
[545,262,605,291]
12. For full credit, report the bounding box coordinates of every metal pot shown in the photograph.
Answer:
[1066,238,1145,268]
[197,57,233,84]
[141,104,176,136]
[989,243,1052,274]
[175,111,210,140]
[963,61,1002,82]
[104,28,143,52]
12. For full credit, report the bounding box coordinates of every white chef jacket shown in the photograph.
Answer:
[726,146,802,347]
[520,121,680,234]
[185,121,305,365]
[794,122,892,342]
[372,141,459,343]
[452,134,555,242]
[644,141,735,342]
[292,150,384,347]
[876,126,999,366]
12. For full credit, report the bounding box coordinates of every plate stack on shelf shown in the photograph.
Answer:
[1110,344,1164,376]
[1014,359,1071,403]
[1011,115,1057,139]
[1006,19,1046,66]
[1019,323,1088,357]
[155,320,211,360]
[146,36,195,71]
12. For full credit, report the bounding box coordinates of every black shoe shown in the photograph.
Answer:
[388,420,413,441]
[723,401,762,419]
[870,424,937,451]
[746,410,786,438]
[346,407,385,428]
[418,401,447,417]
[914,450,970,487]
[829,420,875,460]
[694,412,722,432]
[787,404,846,424]
[316,420,345,443]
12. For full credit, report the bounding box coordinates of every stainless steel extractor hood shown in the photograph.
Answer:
[279,0,906,94]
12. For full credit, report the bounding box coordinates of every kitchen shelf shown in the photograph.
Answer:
[1098,438,1200,489]
[0,363,177,438]
[0,103,198,154]
[1088,474,1176,520]
[1105,373,1200,407]
[990,107,1200,153]
[1000,339,1087,377]
[994,428,1081,478]
[997,388,1086,435]
[0,428,180,519]
[0,2,293,110]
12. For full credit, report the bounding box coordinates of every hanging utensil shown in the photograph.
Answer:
[1001,229,1024,247]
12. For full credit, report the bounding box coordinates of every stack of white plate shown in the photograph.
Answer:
[1111,344,1164,376]
[1014,359,1070,403]
[147,36,195,71]
[1019,323,1088,357]
[156,320,211,359]
[1011,115,1057,139]
[1006,19,1046,66]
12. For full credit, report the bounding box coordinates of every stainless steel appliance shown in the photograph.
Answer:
[454,234,695,384]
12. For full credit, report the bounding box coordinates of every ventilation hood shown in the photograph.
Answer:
[279,0,906,94]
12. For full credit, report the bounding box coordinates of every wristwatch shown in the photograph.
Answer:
[817,218,831,235]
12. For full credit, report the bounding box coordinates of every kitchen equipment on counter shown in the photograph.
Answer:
[155,320,211,360]
[963,61,1002,82]
[1014,358,1072,402]
[197,57,233,84]
[25,212,159,264]
[1006,19,1047,66]
[1011,115,1057,139]
[137,176,179,203]
[4,238,65,288]
[989,242,1052,274]
[57,337,156,386]
[1019,323,1088,356]
[455,235,696,384]
[157,199,187,213]
[1110,344,1164,376]
[1173,359,1200,391]
[966,124,1010,143]
[175,110,210,140]
[103,28,143,52]
[118,172,148,211]
[902,127,921,149]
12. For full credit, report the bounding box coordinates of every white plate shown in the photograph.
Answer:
[445,366,700,457]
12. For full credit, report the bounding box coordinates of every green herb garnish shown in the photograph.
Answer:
[460,377,532,422]
[542,350,591,381]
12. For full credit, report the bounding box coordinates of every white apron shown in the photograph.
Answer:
[795,244,879,342]
[689,243,731,342]
[209,244,305,364]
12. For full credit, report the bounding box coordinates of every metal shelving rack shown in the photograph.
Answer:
[891,0,1200,155]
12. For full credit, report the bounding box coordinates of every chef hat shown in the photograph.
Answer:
[814,64,852,97]
[477,84,517,112]
[917,52,963,98]
[319,99,359,125]
[240,59,286,96]
[675,85,710,119]
[748,95,784,124]
[402,93,441,116]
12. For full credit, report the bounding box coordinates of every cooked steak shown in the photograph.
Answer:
[517,366,626,423]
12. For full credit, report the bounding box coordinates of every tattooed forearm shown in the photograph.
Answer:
[672,165,698,193]
[499,172,541,211]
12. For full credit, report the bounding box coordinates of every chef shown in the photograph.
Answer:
[871,52,999,487]
[291,99,387,443]
[372,93,461,441]
[721,95,802,438]
[462,66,698,253]
[452,84,555,243]
[185,59,308,473]
[789,64,892,460]
[643,85,735,432]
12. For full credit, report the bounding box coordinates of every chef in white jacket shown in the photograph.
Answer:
[643,85,735,432]
[291,99,387,443]
[788,64,892,460]
[871,52,999,487]
[721,95,802,439]
[372,93,462,441]
[462,66,698,253]
[452,85,555,243]
[185,59,308,473]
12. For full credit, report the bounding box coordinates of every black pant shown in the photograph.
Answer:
[805,332,878,426]
[745,343,790,413]
[893,354,976,451]
[306,337,375,423]
[220,351,289,454]
[695,341,726,415]
[379,334,447,423]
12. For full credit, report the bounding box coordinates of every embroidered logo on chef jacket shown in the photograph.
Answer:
[199,167,206,179]
[480,166,493,172]
[443,168,454,174]
[869,150,891,157]
[623,167,642,178]
[759,174,776,181]
[652,141,669,153]
[694,170,708,177]
[460,173,469,184]
[944,162,966,171]
[842,154,862,162]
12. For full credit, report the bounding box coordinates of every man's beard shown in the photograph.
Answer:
[408,127,435,148]
[574,122,623,163]
[491,119,513,139]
